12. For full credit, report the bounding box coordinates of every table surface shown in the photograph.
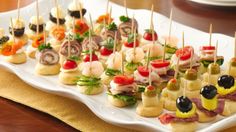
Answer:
[0,0,236,131]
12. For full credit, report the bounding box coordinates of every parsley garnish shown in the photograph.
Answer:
[106,22,117,31]
[38,43,52,52]
[119,15,130,22]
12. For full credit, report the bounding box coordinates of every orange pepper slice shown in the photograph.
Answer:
[51,26,66,41]
[32,35,45,48]
[73,19,89,35]
[96,14,113,24]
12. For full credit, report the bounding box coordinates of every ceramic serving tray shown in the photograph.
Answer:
[0,0,235,131]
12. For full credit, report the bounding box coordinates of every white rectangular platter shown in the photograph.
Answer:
[0,0,235,131]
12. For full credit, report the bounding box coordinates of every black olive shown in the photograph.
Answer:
[49,13,65,25]
[176,96,193,113]
[9,27,25,37]
[29,23,44,33]
[200,85,217,99]
[67,8,86,18]
[218,75,235,89]
[0,36,9,45]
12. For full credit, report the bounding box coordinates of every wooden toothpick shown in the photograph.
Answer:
[190,48,194,70]
[182,31,185,49]
[68,35,71,57]
[174,56,180,79]
[133,28,137,56]
[89,13,94,33]
[79,2,83,21]
[36,0,39,35]
[150,4,154,30]
[89,29,92,63]
[146,48,151,70]
[108,6,112,24]
[151,23,155,45]
[17,0,21,21]
[72,17,75,39]
[113,32,117,53]
[148,65,152,86]
[106,0,110,15]
[163,40,166,61]
[131,14,134,35]
[54,0,59,27]
[168,8,173,39]
[121,51,124,75]
[214,40,218,65]
[43,24,46,44]
[124,0,128,17]
[209,23,212,46]
[10,18,15,44]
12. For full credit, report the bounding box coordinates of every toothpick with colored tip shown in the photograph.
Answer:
[168,8,173,40]
[79,2,83,21]
[124,0,128,17]
[214,40,218,65]
[209,24,212,46]
[10,18,16,44]
[17,0,21,21]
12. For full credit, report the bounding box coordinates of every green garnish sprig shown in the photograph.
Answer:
[38,43,52,52]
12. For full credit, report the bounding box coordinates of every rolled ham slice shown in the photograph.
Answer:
[101,29,122,41]
[218,91,236,101]
[118,19,138,37]
[82,35,103,51]
[60,40,82,57]
[38,49,59,65]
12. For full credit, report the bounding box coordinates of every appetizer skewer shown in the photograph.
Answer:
[9,0,28,45]
[2,18,27,64]
[227,32,236,78]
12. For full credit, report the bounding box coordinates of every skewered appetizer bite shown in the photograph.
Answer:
[107,75,137,107]
[49,25,66,52]
[141,41,164,61]
[199,45,224,73]
[81,32,103,52]
[65,0,87,30]
[99,38,114,65]
[46,6,66,32]
[191,85,224,122]
[171,46,200,76]
[150,60,174,89]
[140,29,158,46]
[27,16,46,40]
[121,33,140,53]
[26,34,45,58]
[227,33,236,78]
[124,47,144,74]
[59,57,80,85]
[1,20,27,64]
[202,63,221,85]
[136,85,163,117]
[159,36,178,60]
[77,58,104,95]
[180,69,202,98]
[161,78,182,111]
[95,12,113,35]
[118,15,139,42]
[134,66,160,98]
[216,75,236,116]
[35,43,60,75]
[59,38,82,65]
[159,96,198,132]
[101,52,122,85]
[9,18,28,45]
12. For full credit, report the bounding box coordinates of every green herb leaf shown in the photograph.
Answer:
[69,56,80,61]
[100,38,114,50]
[119,15,130,22]
[106,22,117,31]
[38,43,52,52]
[105,68,121,77]
[125,62,142,72]
[107,92,136,105]
[75,33,84,43]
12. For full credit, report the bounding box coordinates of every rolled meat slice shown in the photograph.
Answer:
[38,49,59,65]
[82,35,103,51]
[60,40,82,57]
[101,29,122,41]
[118,19,138,37]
